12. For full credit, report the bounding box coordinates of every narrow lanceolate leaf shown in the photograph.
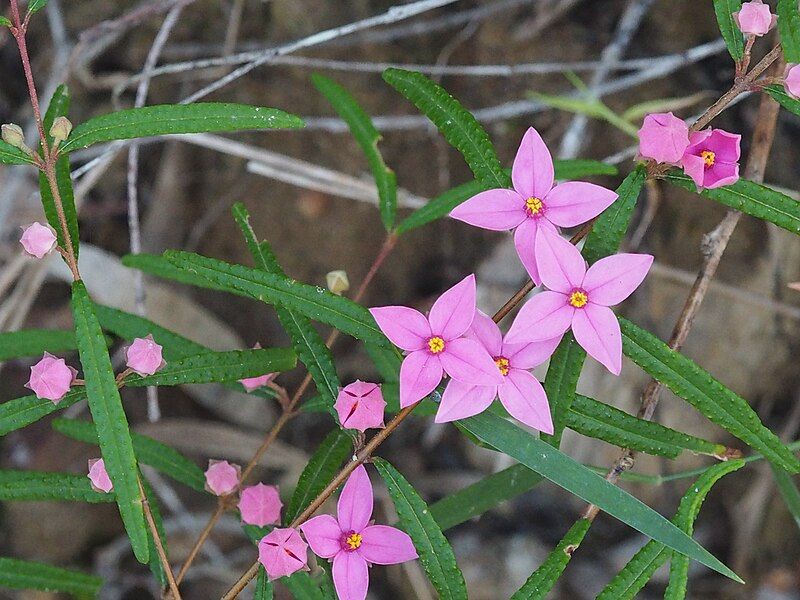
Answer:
[0,557,102,597]
[383,68,507,189]
[620,317,800,472]
[541,333,585,447]
[284,571,326,600]
[60,104,304,152]
[313,74,397,230]
[0,469,114,503]
[27,0,50,14]
[286,429,352,523]
[71,281,149,564]
[766,84,800,118]
[459,412,741,581]
[665,171,800,235]
[770,466,800,530]
[778,0,800,62]
[565,395,726,459]
[0,390,85,436]
[254,567,274,600]
[122,253,229,292]
[713,0,744,60]
[52,418,206,492]
[552,158,618,179]
[0,329,76,360]
[0,139,35,164]
[510,520,591,600]
[374,459,468,600]
[0,16,12,26]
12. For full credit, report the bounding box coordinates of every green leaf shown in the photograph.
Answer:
[254,566,274,600]
[552,159,618,179]
[60,103,304,152]
[0,390,85,436]
[778,0,800,62]
[530,92,638,137]
[0,469,114,503]
[383,68,507,189]
[285,429,351,523]
[541,333,585,447]
[664,171,800,236]
[141,474,169,587]
[620,317,800,472]
[364,341,402,382]
[771,466,800,530]
[766,83,800,118]
[0,557,102,597]
[71,281,149,564]
[122,253,230,291]
[0,328,76,360]
[510,519,591,600]
[313,74,397,230]
[0,16,12,26]
[0,139,35,164]
[565,395,727,459]
[713,0,745,61]
[52,418,206,492]
[43,84,70,146]
[458,412,741,581]
[27,0,49,14]
[374,458,468,600]
[283,571,325,600]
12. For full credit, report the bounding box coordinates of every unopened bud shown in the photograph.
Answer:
[2,124,28,152]
[49,116,72,144]
[326,270,349,295]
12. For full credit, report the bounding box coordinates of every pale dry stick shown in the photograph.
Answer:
[138,476,183,600]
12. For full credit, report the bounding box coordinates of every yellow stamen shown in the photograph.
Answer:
[494,357,510,376]
[427,336,445,354]
[345,533,362,550]
[568,290,588,308]
[525,197,544,215]
[701,150,715,167]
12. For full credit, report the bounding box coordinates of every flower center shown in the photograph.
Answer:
[568,289,589,308]
[342,532,362,551]
[427,336,446,354]
[525,197,544,216]
[700,150,715,168]
[494,356,510,376]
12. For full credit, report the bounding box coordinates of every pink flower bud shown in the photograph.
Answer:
[733,0,777,36]
[637,112,690,164]
[19,222,57,259]
[785,64,800,100]
[257,528,308,580]
[125,334,166,376]
[25,352,77,403]
[204,459,240,496]
[88,458,113,493]
[334,380,386,432]
[238,483,283,527]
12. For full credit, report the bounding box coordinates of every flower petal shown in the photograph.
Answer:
[333,551,369,600]
[503,334,563,369]
[359,525,418,565]
[468,310,503,357]
[542,181,618,227]
[435,379,497,423]
[499,369,554,434]
[369,306,430,351]
[514,218,558,285]
[572,304,622,375]
[504,291,574,344]
[449,189,526,230]
[399,351,443,408]
[535,227,586,293]
[337,464,373,533]
[582,253,653,306]
[439,338,504,385]
[299,515,343,559]
[512,127,554,198]
[705,161,740,189]
[429,274,477,340]
[680,153,706,189]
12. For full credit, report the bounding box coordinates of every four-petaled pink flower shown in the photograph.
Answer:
[19,222,57,259]
[785,64,800,100]
[26,352,77,403]
[506,228,653,375]
[680,128,741,190]
[450,127,617,283]
[88,458,113,493]
[637,112,690,164]
[238,344,276,392]
[335,381,386,432]
[437,310,560,433]
[733,0,777,36]
[258,528,308,580]
[370,275,503,408]
[239,483,283,527]
[125,334,166,377]
[300,465,417,600]
[204,459,241,496]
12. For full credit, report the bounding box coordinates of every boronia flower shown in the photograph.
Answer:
[334,381,386,432]
[87,458,113,493]
[506,228,653,375]
[732,0,777,36]
[19,222,57,259]
[239,483,283,527]
[258,528,308,580]
[25,352,77,403]
[204,459,241,496]
[125,334,165,377]
[785,64,800,100]
[680,128,741,190]
[450,127,617,283]
[437,310,561,433]
[370,274,503,408]
[637,112,690,164]
[300,465,417,600]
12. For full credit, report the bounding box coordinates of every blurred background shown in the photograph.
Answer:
[1,0,800,598]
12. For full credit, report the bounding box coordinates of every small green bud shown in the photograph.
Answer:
[49,116,72,144]
[1,124,27,151]
[326,270,350,295]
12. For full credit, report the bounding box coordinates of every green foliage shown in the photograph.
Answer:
[713,0,745,60]
[0,16,12,26]
[0,390,84,436]
[541,333,585,447]
[0,139,35,164]
[766,83,800,118]
[0,328,76,360]
[284,571,326,599]
[778,0,800,62]
[530,92,638,137]
[0,469,114,503]
[771,466,800,530]
[0,557,102,598]
[27,0,50,14]
[254,567,274,600]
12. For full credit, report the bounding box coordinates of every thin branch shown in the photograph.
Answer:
[138,476,182,600]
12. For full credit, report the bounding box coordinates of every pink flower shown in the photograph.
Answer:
[19,222,57,259]
[125,334,165,376]
[733,0,777,36]
[25,352,77,403]
[335,381,386,432]
[300,465,417,600]
[506,229,653,375]
[87,458,113,493]
[450,127,617,283]
[785,64,800,100]
[238,483,283,527]
[637,112,690,164]
[680,129,741,190]
[238,343,276,392]
[204,459,241,496]
[437,311,560,433]
[258,528,308,580]
[370,275,503,408]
